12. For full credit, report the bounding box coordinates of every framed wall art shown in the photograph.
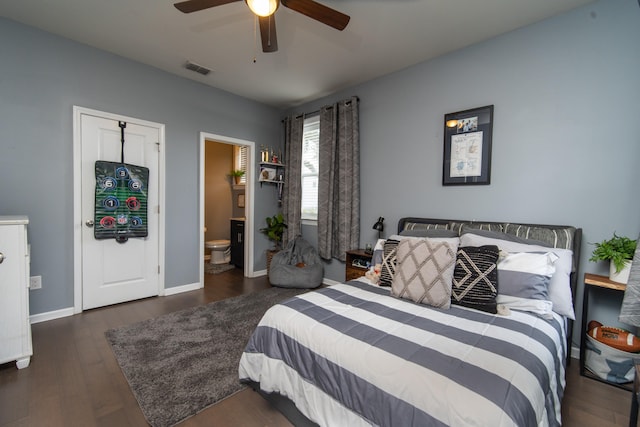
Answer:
[442,105,494,186]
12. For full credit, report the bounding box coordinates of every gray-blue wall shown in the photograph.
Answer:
[293,0,640,345]
[2,0,639,349]
[0,18,282,315]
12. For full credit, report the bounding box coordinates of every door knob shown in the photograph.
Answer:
[86,220,94,228]
[0,252,4,264]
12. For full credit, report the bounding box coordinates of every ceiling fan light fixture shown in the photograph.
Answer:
[245,0,279,17]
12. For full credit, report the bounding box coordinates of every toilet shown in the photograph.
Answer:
[205,239,231,264]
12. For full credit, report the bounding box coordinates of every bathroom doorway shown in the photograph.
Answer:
[199,132,255,286]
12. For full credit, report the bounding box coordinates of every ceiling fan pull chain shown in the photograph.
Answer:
[253,15,258,63]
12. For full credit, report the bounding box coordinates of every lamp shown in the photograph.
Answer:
[245,0,279,17]
[372,217,385,239]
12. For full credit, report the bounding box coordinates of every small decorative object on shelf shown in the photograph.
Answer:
[259,145,282,164]
[260,145,270,163]
[259,162,284,182]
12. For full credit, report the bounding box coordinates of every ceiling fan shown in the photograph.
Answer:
[174,0,350,53]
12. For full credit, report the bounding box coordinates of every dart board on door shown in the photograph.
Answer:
[94,161,149,242]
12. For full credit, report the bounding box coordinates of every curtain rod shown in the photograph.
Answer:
[282,96,358,122]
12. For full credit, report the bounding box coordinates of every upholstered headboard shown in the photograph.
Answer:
[397,217,582,357]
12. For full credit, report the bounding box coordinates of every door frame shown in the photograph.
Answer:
[199,132,255,283]
[72,106,166,314]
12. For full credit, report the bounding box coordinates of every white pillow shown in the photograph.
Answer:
[498,251,558,300]
[460,233,575,319]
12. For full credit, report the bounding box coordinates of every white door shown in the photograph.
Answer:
[79,113,161,310]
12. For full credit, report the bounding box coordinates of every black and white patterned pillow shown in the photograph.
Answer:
[451,245,500,313]
[503,224,575,250]
[402,222,449,232]
[449,221,504,235]
[379,239,399,287]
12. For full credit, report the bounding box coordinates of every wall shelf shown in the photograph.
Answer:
[259,162,285,204]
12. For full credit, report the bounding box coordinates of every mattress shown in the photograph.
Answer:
[239,280,567,427]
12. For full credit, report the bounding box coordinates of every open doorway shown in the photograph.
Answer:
[199,132,255,286]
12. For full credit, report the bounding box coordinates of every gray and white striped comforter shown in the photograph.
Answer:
[239,281,567,427]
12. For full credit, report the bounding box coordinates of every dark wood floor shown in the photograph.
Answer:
[0,268,633,427]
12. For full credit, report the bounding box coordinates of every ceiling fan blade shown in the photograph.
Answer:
[174,0,240,14]
[259,15,278,52]
[281,0,350,31]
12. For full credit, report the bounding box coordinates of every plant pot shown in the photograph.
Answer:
[609,260,632,284]
[234,176,242,185]
[266,249,280,275]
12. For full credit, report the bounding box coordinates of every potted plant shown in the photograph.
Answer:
[230,169,245,185]
[589,233,637,283]
[260,213,287,272]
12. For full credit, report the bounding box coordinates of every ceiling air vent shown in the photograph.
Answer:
[185,60,211,76]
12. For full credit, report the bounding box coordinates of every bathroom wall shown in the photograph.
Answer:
[231,188,245,219]
[204,142,234,242]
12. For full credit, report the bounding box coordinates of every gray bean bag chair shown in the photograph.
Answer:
[269,237,324,289]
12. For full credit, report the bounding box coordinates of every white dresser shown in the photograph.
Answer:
[0,216,32,369]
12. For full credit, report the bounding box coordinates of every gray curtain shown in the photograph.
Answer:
[281,115,304,246]
[317,96,360,261]
[619,237,640,327]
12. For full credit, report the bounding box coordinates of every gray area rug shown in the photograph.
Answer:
[105,287,308,427]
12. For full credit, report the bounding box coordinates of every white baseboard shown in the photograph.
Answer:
[30,307,75,324]
[30,284,202,323]
[28,276,340,324]
[253,269,267,277]
[163,282,202,296]
[322,278,341,286]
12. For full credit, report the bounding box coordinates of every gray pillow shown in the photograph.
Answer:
[400,229,459,238]
[497,252,558,300]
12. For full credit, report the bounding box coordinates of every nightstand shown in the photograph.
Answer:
[579,273,632,390]
[631,362,640,426]
[345,249,373,281]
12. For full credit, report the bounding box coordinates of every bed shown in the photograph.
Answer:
[239,217,582,427]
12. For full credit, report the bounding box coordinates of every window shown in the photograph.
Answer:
[301,115,319,220]
[234,145,247,184]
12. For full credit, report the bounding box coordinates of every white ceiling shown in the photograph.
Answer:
[1,0,596,109]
